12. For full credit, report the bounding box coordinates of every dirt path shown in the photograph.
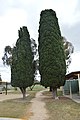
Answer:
[28,90,49,120]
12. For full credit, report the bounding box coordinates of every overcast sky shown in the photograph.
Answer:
[0,0,80,81]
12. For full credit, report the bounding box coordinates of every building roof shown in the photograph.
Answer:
[65,71,80,80]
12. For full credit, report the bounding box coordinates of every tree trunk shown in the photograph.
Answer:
[20,87,26,99]
[23,88,26,99]
[49,86,52,92]
[29,84,35,91]
[52,88,59,99]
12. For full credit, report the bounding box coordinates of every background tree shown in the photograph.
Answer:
[31,38,37,59]
[30,38,38,77]
[2,45,12,66]
[11,26,34,99]
[38,9,66,98]
[2,39,37,67]
[62,37,74,73]
[29,38,40,90]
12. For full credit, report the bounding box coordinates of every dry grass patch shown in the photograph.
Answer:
[0,85,45,119]
[0,95,32,119]
[43,91,80,120]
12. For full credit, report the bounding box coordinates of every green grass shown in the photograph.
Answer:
[43,90,80,120]
[0,85,45,119]
[28,84,45,91]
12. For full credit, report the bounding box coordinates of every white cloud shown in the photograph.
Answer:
[0,8,27,57]
[42,0,79,26]
[55,0,78,25]
[1,67,11,82]
[69,52,80,73]
[0,60,11,82]
[41,0,79,26]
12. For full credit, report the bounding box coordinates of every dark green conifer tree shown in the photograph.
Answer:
[38,9,66,98]
[11,26,34,99]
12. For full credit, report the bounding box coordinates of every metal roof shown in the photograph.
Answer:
[65,71,80,80]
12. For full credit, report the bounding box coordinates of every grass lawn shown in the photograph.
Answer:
[1,86,80,120]
[0,85,45,119]
[43,91,80,120]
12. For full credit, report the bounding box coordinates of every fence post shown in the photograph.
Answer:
[5,82,7,95]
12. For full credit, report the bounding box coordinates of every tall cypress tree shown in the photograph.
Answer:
[11,26,34,99]
[38,9,66,98]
